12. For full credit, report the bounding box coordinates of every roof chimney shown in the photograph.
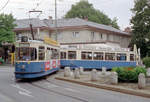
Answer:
[48,16,53,20]
[124,27,132,33]
[84,16,88,21]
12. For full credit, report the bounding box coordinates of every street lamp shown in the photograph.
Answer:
[55,0,58,41]
[147,0,150,6]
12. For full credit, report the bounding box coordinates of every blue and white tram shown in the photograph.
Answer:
[15,37,60,79]
[60,45,137,69]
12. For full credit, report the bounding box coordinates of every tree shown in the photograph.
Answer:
[130,0,150,57]
[65,0,120,29]
[0,14,16,45]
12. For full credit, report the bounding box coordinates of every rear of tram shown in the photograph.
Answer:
[15,38,60,79]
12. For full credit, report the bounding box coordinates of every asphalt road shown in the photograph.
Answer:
[0,65,150,102]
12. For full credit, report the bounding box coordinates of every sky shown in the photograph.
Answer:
[0,0,135,30]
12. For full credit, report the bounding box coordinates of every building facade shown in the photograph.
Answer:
[14,18,131,48]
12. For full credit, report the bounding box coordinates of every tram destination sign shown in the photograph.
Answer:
[19,43,30,47]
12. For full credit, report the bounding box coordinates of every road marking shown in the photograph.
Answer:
[18,91,33,97]
[0,70,10,72]
[64,88,79,93]
[44,82,59,88]
[11,84,33,97]
[11,84,31,94]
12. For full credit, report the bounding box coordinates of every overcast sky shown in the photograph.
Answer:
[0,0,135,30]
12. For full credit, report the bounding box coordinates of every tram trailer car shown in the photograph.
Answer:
[15,37,60,79]
[60,46,137,70]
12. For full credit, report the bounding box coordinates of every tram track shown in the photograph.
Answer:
[29,80,89,102]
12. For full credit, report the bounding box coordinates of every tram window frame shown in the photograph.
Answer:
[60,52,66,59]
[81,51,92,60]
[130,54,135,61]
[105,53,115,61]
[16,47,37,61]
[51,48,59,59]
[46,47,51,60]
[93,52,103,60]
[38,46,45,60]
[117,53,127,61]
[68,51,76,59]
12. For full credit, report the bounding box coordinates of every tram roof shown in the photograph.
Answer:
[60,44,131,52]
[16,39,60,47]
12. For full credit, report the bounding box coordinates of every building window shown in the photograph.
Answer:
[16,33,22,40]
[93,52,103,60]
[100,33,103,39]
[72,32,79,37]
[61,52,66,59]
[105,53,115,60]
[81,52,92,60]
[117,53,126,61]
[91,32,95,40]
[107,34,109,41]
[57,32,62,40]
[39,46,45,60]
[68,51,76,59]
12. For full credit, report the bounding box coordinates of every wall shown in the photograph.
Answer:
[50,29,130,48]
[15,28,130,48]
[15,28,50,40]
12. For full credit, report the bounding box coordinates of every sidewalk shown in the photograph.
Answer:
[55,76,150,98]
[0,64,14,68]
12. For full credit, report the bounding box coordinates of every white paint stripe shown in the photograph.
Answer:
[18,91,33,98]
[11,84,31,94]
[64,88,79,93]
[0,70,10,72]
[44,82,59,88]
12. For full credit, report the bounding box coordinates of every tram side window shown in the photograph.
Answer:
[68,51,76,59]
[16,47,37,61]
[117,53,127,61]
[130,54,134,61]
[61,52,66,59]
[105,53,115,60]
[46,47,51,60]
[51,48,59,59]
[93,52,103,60]
[81,52,92,60]
[39,46,45,60]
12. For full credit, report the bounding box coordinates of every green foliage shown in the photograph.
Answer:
[0,58,4,64]
[112,66,146,82]
[130,0,150,57]
[143,57,150,68]
[65,0,120,29]
[0,14,16,45]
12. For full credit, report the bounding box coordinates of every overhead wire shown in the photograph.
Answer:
[0,0,10,12]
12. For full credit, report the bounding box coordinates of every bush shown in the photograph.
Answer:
[0,58,4,65]
[112,66,146,82]
[143,57,150,68]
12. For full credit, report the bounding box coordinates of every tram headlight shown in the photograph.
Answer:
[21,65,25,69]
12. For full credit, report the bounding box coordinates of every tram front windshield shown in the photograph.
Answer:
[16,47,37,61]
